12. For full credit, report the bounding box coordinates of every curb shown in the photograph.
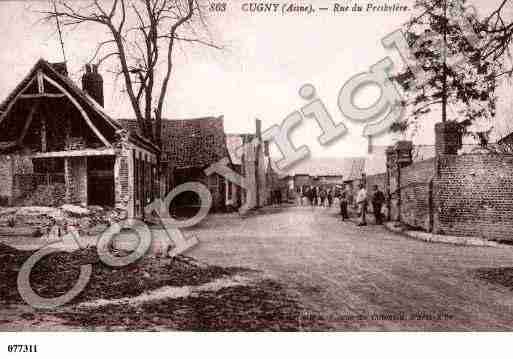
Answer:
[383,222,501,248]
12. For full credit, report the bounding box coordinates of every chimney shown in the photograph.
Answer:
[395,140,413,167]
[255,119,262,141]
[82,64,104,107]
[435,121,462,156]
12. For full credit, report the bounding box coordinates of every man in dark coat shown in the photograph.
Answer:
[311,186,318,207]
[371,185,386,225]
[339,191,349,220]
[327,188,333,208]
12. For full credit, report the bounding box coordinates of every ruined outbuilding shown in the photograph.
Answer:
[0,59,159,218]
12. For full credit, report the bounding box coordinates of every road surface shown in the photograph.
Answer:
[187,205,513,330]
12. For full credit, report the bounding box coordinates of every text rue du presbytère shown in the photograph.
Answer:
[240,2,409,14]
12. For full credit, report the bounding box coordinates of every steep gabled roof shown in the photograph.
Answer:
[161,116,229,168]
[0,59,158,152]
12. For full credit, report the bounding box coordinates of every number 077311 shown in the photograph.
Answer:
[7,344,38,353]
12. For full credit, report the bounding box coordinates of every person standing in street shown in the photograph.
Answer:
[339,191,348,220]
[319,187,326,208]
[327,188,333,208]
[307,186,314,207]
[371,185,385,225]
[356,183,368,226]
[312,186,318,207]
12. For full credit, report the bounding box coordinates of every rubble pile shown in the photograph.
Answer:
[16,184,66,207]
[0,205,127,237]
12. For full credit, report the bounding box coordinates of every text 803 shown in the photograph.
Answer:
[209,2,226,12]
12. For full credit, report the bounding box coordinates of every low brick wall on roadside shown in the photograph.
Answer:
[433,153,513,241]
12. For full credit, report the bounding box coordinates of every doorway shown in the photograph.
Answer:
[87,156,115,207]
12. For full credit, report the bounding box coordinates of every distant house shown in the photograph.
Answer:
[0,59,159,218]
[284,157,365,196]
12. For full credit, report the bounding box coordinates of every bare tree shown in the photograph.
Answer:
[43,0,221,147]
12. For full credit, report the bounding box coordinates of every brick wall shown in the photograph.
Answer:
[115,154,130,210]
[434,153,513,241]
[378,149,513,241]
[363,123,513,241]
[400,159,435,231]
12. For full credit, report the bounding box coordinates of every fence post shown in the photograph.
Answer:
[397,164,402,222]
[385,146,394,221]
[428,177,434,232]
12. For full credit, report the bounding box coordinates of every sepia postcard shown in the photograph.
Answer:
[1,0,513,356]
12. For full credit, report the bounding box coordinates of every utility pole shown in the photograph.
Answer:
[255,119,262,208]
[442,0,448,123]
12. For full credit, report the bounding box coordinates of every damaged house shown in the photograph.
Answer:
[0,59,159,218]
[120,116,231,212]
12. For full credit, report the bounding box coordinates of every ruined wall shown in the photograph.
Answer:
[0,152,34,205]
[242,140,257,208]
[258,152,268,206]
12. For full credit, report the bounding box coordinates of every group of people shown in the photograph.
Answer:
[299,185,335,207]
[352,183,386,226]
[298,183,386,226]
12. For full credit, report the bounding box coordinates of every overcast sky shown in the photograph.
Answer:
[0,0,511,158]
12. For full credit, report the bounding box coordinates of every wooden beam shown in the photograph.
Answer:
[19,93,66,99]
[0,77,36,125]
[42,74,111,148]
[0,141,17,150]
[41,115,47,152]
[17,102,39,145]
[37,70,44,94]
[31,148,116,159]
